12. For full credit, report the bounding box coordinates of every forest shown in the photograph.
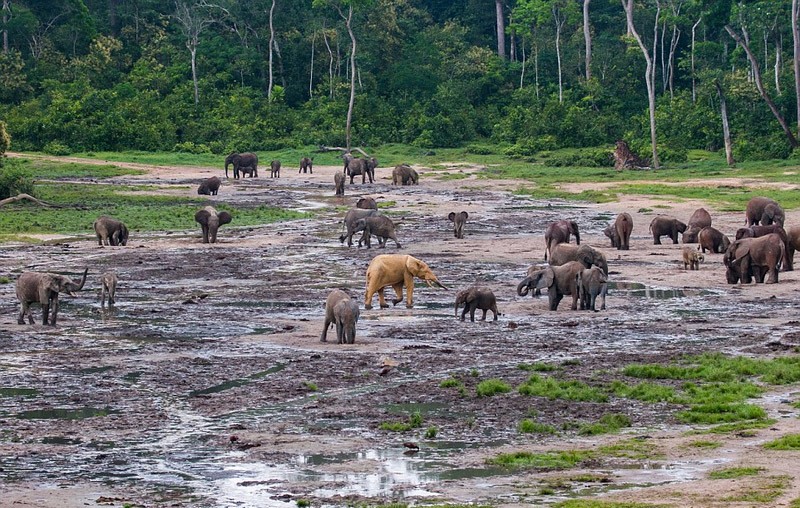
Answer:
[1,0,799,165]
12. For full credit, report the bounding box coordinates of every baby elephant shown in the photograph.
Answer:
[454,286,499,322]
[448,211,469,239]
[197,176,221,195]
[100,271,118,307]
[270,160,281,178]
[577,266,607,311]
[321,289,360,344]
[682,246,704,270]
[299,157,313,174]
[355,215,401,249]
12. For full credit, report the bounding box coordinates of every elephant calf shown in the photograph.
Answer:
[334,171,346,196]
[100,271,118,307]
[356,197,378,210]
[544,220,580,259]
[682,208,712,244]
[355,215,401,249]
[698,227,730,254]
[16,269,88,325]
[682,246,704,270]
[454,286,499,322]
[195,206,232,243]
[577,266,607,311]
[299,157,313,174]
[270,160,281,178]
[197,176,221,196]
[321,289,359,344]
[649,216,687,245]
[448,211,468,239]
[94,216,129,247]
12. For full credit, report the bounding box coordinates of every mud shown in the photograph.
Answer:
[2,161,800,507]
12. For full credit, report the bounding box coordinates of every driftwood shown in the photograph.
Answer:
[0,193,63,208]
[318,145,372,159]
[612,140,651,171]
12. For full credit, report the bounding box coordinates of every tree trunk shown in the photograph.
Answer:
[323,29,334,99]
[776,37,782,96]
[509,25,516,62]
[667,24,680,98]
[691,17,701,102]
[716,80,735,167]
[0,194,62,208]
[622,0,659,168]
[725,25,799,148]
[309,33,315,99]
[495,0,506,59]
[793,0,800,136]
[583,0,592,81]
[554,8,563,103]
[190,45,199,105]
[267,0,275,100]
[520,38,526,89]
[339,5,356,151]
[2,0,8,54]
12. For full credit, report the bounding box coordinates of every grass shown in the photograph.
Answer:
[518,362,558,372]
[475,378,512,397]
[686,439,721,449]
[763,434,800,450]
[518,374,608,402]
[723,475,790,503]
[379,411,423,432]
[439,377,463,389]
[578,413,632,436]
[518,419,558,435]
[554,502,668,508]
[609,380,677,403]
[488,438,660,471]
[708,466,764,480]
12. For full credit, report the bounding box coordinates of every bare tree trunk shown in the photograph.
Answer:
[667,24,680,98]
[715,80,735,167]
[622,0,660,168]
[273,36,286,88]
[691,17,701,102]
[338,5,356,151]
[660,22,667,93]
[726,25,799,148]
[190,46,199,105]
[2,0,9,53]
[309,33,315,99]
[510,25,516,62]
[554,6,564,103]
[495,0,506,59]
[776,35,782,95]
[793,0,800,135]
[583,0,592,81]
[520,38,526,89]
[323,29,334,100]
[267,0,275,100]
[534,42,539,99]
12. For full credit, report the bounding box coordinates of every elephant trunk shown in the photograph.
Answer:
[433,279,447,290]
[517,278,531,296]
[67,268,88,296]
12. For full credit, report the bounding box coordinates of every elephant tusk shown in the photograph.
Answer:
[434,281,447,290]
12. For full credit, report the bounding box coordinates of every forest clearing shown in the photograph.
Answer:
[1,154,800,507]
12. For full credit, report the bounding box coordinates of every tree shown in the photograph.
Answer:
[2,0,10,53]
[173,0,215,105]
[793,0,800,136]
[496,0,506,59]
[582,0,591,81]
[268,0,276,100]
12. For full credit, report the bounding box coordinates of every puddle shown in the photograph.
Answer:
[609,281,721,299]
[15,407,117,420]
[190,364,287,397]
[0,387,39,397]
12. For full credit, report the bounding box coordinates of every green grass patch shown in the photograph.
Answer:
[487,450,593,470]
[476,378,512,397]
[425,426,437,439]
[723,475,790,503]
[439,377,463,389]
[623,353,800,385]
[379,411,423,432]
[518,374,608,402]
[609,380,677,403]
[518,362,558,372]
[11,157,145,179]
[578,413,632,436]
[677,402,767,424]
[597,438,661,460]
[763,434,800,450]
[709,466,763,480]
[518,419,558,435]
[686,439,721,449]
[699,419,776,435]
[555,501,668,508]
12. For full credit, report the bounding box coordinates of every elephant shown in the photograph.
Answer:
[93,216,129,247]
[723,233,784,284]
[194,206,232,244]
[16,268,88,325]
[577,266,607,311]
[544,220,580,260]
[786,226,800,273]
[320,289,359,344]
[448,211,468,239]
[348,157,377,184]
[745,197,784,227]
[356,197,378,210]
[342,152,354,174]
[516,261,584,311]
[549,243,608,275]
[682,246,704,270]
[735,224,792,271]
[649,216,687,245]
[603,212,633,250]
[100,271,118,307]
[197,176,221,196]
[299,157,313,174]
[698,227,731,254]
[340,208,381,247]
[270,160,281,178]
[682,208,712,243]
[392,164,418,185]
[454,286,498,322]
[355,215,401,249]
[224,152,258,179]
[364,254,446,310]
[334,171,346,196]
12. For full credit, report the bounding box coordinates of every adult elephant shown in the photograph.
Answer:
[544,220,580,260]
[16,268,88,325]
[735,224,792,271]
[745,197,784,227]
[649,215,687,245]
[194,206,232,243]
[604,212,633,250]
[698,227,731,254]
[549,244,608,275]
[224,152,258,179]
[516,261,584,311]
[93,216,129,246]
[364,254,446,310]
[348,157,377,184]
[682,208,712,243]
[786,226,800,273]
[197,176,221,196]
[723,233,784,284]
[392,164,418,185]
[454,286,498,322]
[340,208,380,247]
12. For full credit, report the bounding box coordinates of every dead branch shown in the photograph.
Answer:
[318,145,371,158]
[0,193,63,208]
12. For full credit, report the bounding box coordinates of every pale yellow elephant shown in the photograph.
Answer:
[364,254,447,309]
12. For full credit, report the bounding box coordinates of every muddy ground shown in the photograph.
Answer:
[2,159,800,507]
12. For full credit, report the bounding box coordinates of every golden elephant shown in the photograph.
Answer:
[364,254,446,309]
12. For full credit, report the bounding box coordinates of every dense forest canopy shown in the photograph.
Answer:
[0,0,799,163]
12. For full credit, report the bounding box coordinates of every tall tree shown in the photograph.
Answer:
[2,0,10,53]
[173,0,214,105]
[582,0,591,80]
[268,0,276,100]
[793,0,800,136]
[496,0,506,59]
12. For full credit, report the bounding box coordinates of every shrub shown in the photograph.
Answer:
[0,166,35,199]
[42,141,71,156]
[173,141,211,154]
[0,120,10,157]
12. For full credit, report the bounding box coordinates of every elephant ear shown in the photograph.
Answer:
[534,268,555,290]
[218,211,232,226]
[195,209,211,225]
[734,242,752,263]
[448,212,456,222]
[460,211,469,220]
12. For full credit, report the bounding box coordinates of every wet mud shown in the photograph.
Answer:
[1,167,800,506]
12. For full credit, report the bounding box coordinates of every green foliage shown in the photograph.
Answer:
[379,411,423,432]
[487,450,593,470]
[609,381,677,403]
[518,419,558,435]
[0,121,10,157]
[518,374,608,402]
[708,467,763,480]
[763,434,800,450]
[677,403,766,424]
[475,379,511,397]
[518,362,558,372]
[439,378,463,388]
[42,141,72,156]
[577,414,631,436]
[425,426,438,439]
[0,165,35,199]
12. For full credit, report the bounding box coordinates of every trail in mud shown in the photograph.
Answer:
[1,166,800,507]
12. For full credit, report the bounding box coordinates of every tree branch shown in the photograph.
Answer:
[0,193,63,208]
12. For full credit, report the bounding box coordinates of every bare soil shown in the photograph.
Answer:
[2,157,800,507]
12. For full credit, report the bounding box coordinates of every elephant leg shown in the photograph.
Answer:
[49,296,59,326]
[491,305,499,320]
[653,234,661,245]
[41,301,50,325]
[336,321,344,344]
[480,308,488,321]
[570,291,579,311]
[403,274,415,308]
[18,302,29,325]
[767,265,779,284]
[548,292,560,311]
[364,288,375,310]
[320,317,332,342]
[377,287,388,308]
[460,305,468,321]
[672,232,679,244]
[469,302,477,322]
[391,283,404,307]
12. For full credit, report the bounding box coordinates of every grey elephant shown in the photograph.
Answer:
[356,197,378,210]
[454,286,499,322]
[448,211,468,239]
[321,289,359,344]
[197,176,221,196]
[16,268,88,325]
[340,208,380,247]
[392,164,418,185]
[735,224,791,271]
[724,233,784,284]
[549,244,608,275]
[224,152,258,179]
[786,226,800,273]
[682,208,712,243]
[577,266,607,311]
[342,152,354,174]
[299,157,313,174]
[517,261,584,311]
[604,212,633,250]
[354,215,401,249]
[334,171,346,196]
[93,216,129,247]
[195,206,232,243]
[348,157,377,184]
[745,197,784,227]
[100,271,118,307]
[649,215,687,245]
[698,227,731,254]
[270,160,281,178]
[544,220,580,260]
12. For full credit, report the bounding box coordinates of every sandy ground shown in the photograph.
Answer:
[1,154,800,507]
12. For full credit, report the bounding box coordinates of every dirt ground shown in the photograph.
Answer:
[2,156,800,507]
